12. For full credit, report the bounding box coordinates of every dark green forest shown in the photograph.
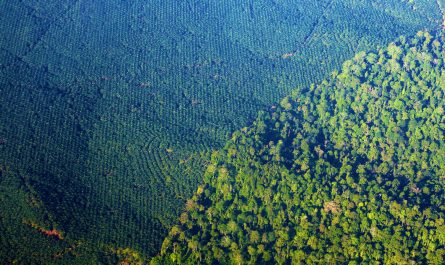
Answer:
[0,0,444,264]
[153,31,445,264]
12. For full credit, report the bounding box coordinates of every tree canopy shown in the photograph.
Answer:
[152,31,445,264]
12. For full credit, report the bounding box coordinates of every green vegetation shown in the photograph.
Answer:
[154,31,445,264]
[0,0,443,263]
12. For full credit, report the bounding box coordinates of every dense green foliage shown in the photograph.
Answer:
[0,0,443,262]
[154,31,445,264]
[0,168,130,264]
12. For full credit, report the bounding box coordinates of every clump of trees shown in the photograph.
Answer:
[152,31,445,264]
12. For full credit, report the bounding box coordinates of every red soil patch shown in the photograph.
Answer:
[41,229,64,240]
[27,222,64,240]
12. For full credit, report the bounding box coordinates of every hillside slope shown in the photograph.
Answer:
[154,31,445,264]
